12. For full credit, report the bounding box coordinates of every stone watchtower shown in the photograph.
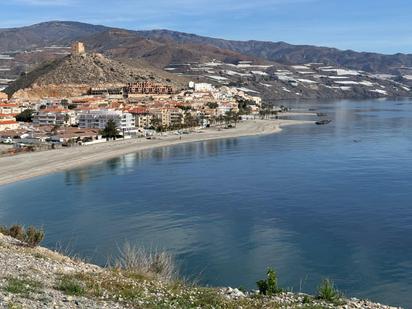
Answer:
[71,42,86,55]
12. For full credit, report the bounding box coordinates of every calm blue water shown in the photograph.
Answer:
[1,99,412,307]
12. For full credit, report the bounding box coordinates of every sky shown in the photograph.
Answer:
[2,0,412,54]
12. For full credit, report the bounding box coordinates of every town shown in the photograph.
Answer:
[0,43,268,156]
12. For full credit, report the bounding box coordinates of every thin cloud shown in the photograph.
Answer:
[11,0,74,6]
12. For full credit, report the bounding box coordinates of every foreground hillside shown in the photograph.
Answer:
[0,233,401,309]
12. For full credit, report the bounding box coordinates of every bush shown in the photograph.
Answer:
[25,226,45,247]
[256,268,283,295]
[115,242,177,281]
[57,276,85,296]
[5,277,43,295]
[0,224,44,247]
[8,225,25,241]
[317,279,342,302]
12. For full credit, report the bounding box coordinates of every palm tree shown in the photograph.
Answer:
[151,117,162,131]
[101,119,118,140]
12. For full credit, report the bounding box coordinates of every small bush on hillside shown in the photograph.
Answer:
[317,279,342,302]
[5,277,43,295]
[57,276,85,296]
[256,268,283,295]
[9,225,25,241]
[115,242,177,281]
[25,226,45,247]
[0,224,44,247]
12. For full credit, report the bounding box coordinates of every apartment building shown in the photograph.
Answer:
[32,109,75,126]
[78,110,135,132]
[150,108,183,127]
[127,82,173,95]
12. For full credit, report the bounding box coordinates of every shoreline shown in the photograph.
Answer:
[0,119,312,187]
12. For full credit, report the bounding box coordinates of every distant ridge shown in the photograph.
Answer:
[1,21,412,76]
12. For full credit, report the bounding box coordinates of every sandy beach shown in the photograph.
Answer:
[0,119,312,186]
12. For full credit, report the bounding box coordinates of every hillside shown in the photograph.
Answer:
[137,29,412,76]
[5,52,187,99]
[0,232,401,309]
[80,29,259,68]
[0,21,108,52]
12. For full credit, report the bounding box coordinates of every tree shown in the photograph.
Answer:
[64,114,70,125]
[101,119,118,140]
[206,102,219,109]
[184,112,198,128]
[16,109,35,122]
[150,117,162,132]
[225,109,239,127]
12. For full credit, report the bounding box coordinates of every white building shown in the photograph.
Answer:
[32,109,75,126]
[194,83,214,93]
[78,110,135,132]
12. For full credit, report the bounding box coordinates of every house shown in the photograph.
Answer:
[0,103,21,116]
[0,92,8,101]
[0,119,19,131]
[49,127,102,145]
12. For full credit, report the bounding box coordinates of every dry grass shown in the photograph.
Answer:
[113,242,177,282]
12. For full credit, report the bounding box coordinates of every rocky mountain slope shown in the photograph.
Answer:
[0,21,108,53]
[168,60,411,101]
[83,29,257,69]
[5,52,187,99]
[137,29,412,76]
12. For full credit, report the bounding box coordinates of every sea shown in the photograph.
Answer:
[1,99,412,307]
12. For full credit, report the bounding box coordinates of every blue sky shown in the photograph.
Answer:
[2,0,412,54]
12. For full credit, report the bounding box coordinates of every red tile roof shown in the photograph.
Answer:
[0,120,18,125]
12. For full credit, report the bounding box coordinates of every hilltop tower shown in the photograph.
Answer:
[71,42,86,55]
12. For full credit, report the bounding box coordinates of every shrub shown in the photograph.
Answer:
[256,268,283,295]
[0,224,44,247]
[8,225,25,241]
[317,279,342,302]
[4,277,43,295]
[57,276,85,296]
[25,226,45,247]
[115,242,177,281]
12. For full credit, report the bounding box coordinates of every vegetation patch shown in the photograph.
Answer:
[114,242,177,281]
[0,225,45,247]
[316,278,344,304]
[56,275,86,296]
[256,268,283,295]
[4,277,43,296]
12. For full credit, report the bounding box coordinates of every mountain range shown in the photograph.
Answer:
[1,21,412,75]
[1,21,412,100]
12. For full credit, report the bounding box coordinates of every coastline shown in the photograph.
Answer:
[0,119,312,187]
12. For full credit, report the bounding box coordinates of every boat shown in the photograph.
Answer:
[315,120,332,125]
